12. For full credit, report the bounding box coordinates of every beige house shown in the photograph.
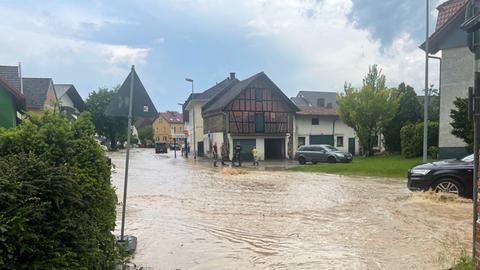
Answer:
[22,78,58,114]
[153,111,183,145]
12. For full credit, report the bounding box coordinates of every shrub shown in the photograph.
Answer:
[400,121,439,158]
[428,146,439,160]
[0,112,118,269]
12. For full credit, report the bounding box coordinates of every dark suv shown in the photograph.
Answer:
[407,154,474,198]
[294,144,353,164]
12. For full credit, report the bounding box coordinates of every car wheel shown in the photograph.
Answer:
[433,178,464,196]
[327,156,336,163]
[298,157,306,165]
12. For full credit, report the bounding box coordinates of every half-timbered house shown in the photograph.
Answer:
[202,72,299,161]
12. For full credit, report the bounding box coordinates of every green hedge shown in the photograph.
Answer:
[0,112,118,269]
[400,121,439,158]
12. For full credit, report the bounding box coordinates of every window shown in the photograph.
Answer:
[336,136,344,147]
[255,113,265,133]
[317,98,325,107]
[311,118,319,125]
[298,137,306,147]
[255,89,263,101]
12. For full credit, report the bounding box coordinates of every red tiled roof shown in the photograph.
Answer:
[160,111,183,123]
[436,0,469,30]
[0,77,26,110]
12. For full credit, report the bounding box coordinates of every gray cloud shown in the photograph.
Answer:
[348,0,441,46]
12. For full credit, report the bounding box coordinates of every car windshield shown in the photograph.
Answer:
[461,154,474,162]
[323,145,337,151]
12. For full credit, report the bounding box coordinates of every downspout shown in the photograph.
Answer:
[18,62,23,94]
[332,117,336,146]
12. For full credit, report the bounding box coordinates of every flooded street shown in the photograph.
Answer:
[110,149,472,270]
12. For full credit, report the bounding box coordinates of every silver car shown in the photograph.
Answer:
[294,144,353,164]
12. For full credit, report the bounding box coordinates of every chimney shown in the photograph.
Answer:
[230,72,235,80]
[18,62,23,94]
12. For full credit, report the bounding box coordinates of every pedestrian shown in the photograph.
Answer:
[213,142,218,167]
[251,146,259,166]
[232,143,242,167]
[220,142,226,165]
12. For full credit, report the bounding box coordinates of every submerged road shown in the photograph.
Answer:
[110,149,471,270]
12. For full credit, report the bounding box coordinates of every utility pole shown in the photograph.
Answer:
[423,0,429,163]
[461,0,480,259]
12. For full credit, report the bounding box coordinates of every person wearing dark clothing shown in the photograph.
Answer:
[232,143,242,167]
[213,143,218,167]
[220,142,226,165]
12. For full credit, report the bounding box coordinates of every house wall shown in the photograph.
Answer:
[60,94,74,108]
[44,84,57,111]
[203,113,225,133]
[153,116,184,144]
[0,86,16,128]
[186,101,206,155]
[294,114,359,155]
[438,46,472,158]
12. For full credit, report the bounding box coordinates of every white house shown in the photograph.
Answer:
[291,91,360,155]
[421,0,471,158]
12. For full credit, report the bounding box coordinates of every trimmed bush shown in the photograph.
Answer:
[400,121,439,158]
[0,112,118,269]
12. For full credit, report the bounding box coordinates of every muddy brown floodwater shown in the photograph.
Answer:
[109,149,472,270]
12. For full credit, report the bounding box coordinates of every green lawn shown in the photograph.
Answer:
[289,155,425,178]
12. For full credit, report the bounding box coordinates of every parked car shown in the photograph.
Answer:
[294,144,353,164]
[169,143,181,150]
[155,142,168,154]
[407,154,474,198]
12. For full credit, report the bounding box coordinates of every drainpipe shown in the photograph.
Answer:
[332,118,336,146]
[18,62,23,94]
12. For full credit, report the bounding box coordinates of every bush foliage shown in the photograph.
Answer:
[0,112,118,269]
[400,121,439,158]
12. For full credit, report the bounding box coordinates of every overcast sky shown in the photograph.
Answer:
[1,0,446,111]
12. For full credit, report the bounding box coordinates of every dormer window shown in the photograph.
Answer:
[317,98,325,107]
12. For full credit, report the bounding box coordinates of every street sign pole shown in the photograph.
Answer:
[120,65,135,242]
[174,137,177,158]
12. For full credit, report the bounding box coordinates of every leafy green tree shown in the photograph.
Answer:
[400,121,439,158]
[450,97,473,152]
[138,126,153,145]
[85,86,127,149]
[337,65,399,156]
[383,83,422,153]
[0,112,118,269]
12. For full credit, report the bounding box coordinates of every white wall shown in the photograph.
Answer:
[294,115,359,154]
[186,100,206,155]
[59,94,74,109]
[439,46,471,148]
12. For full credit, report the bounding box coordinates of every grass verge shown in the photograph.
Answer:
[451,251,475,270]
[289,155,424,178]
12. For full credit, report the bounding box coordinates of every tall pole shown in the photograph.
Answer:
[423,0,430,163]
[190,80,197,159]
[120,65,135,242]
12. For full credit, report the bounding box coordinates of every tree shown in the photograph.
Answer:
[337,65,399,156]
[383,83,422,153]
[400,121,439,158]
[450,97,473,152]
[0,112,118,269]
[138,126,153,145]
[85,86,128,149]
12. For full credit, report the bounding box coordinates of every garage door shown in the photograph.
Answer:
[310,135,333,145]
[232,139,256,161]
[265,138,285,160]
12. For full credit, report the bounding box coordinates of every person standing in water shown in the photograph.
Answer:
[213,143,218,167]
[251,146,259,166]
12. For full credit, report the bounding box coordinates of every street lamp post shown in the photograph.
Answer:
[185,78,196,159]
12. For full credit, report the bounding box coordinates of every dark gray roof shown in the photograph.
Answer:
[23,78,54,109]
[202,72,299,114]
[54,84,86,112]
[0,65,21,91]
[295,91,337,108]
[290,97,309,106]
